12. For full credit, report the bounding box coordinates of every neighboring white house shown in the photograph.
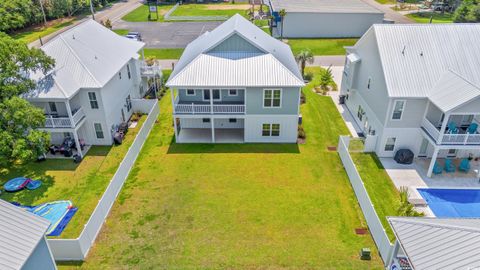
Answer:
[340,24,480,176]
[166,14,304,143]
[25,20,161,158]
[387,217,480,270]
[268,0,385,38]
[0,199,56,270]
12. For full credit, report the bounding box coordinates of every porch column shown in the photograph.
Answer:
[211,118,215,143]
[170,88,175,114]
[173,117,178,143]
[438,112,450,143]
[209,89,213,114]
[65,100,74,128]
[73,130,83,159]
[427,147,439,178]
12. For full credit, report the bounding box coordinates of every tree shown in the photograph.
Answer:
[453,0,480,22]
[397,187,424,217]
[319,67,334,90]
[0,32,54,165]
[0,0,34,32]
[294,49,314,78]
[278,8,286,39]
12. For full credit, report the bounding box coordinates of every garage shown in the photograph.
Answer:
[268,0,385,38]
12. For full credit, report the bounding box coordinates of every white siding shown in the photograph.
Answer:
[22,237,56,270]
[180,118,244,129]
[281,13,384,38]
[385,98,428,128]
[244,115,298,143]
[376,128,422,157]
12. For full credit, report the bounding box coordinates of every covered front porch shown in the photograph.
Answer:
[174,116,245,143]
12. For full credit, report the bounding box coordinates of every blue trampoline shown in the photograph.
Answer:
[13,200,77,236]
[418,188,480,218]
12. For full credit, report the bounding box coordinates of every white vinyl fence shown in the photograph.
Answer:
[337,136,393,265]
[164,3,228,21]
[48,99,159,261]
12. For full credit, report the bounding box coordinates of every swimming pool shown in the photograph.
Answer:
[418,188,480,218]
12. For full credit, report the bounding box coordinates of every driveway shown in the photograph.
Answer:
[360,0,414,23]
[113,21,222,48]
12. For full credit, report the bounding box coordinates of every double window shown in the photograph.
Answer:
[392,100,405,120]
[384,137,396,152]
[88,92,99,109]
[203,89,221,101]
[94,123,104,139]
[264,89,281,108]
[262,123,280,137]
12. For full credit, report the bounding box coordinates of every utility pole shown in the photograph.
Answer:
[38,0,47,26]
[90,0,96,21]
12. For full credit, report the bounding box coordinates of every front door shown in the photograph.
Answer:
[419,138,429,157]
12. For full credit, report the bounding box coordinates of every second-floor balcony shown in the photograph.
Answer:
[44,107,86,129]
[421,117,480,146]
[174,101,245,115]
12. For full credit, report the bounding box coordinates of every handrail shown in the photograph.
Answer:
[174,103,245,114]
[422,117,480,145]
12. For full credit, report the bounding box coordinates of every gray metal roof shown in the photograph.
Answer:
[166,14,304,88]
[388,217,480,270]
[428,70,480,112]
[269,0,383,14]
[0,199,51,270]
[370,24,480,98]
[25,19,144,100]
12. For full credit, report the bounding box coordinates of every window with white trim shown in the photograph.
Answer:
[229,89,238,96]
[202,118,210,123]
[384,137,396,151]
[392,100,405,120]
[94,123,104,139]
[262,123,280,136]
[264,89,281,108]
[88,92,99,109]
[203,89,220,101]
[186,89,195,96]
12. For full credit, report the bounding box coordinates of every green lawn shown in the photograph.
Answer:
[375,0,396,4]
[351,153,400,240]
[112,29,129,36]
[171,3,251,18]
[58,68,383,269]
[121,4,175,22]
[406,12,454,23]
[11,18,76,44]
[287,38,358,56]
[0,116,145,239]
[143,48,185,59]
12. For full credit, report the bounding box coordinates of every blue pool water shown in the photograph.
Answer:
[418,188,480,218]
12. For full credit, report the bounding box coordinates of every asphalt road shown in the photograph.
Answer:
[113,21,222,48]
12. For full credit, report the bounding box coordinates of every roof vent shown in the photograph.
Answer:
[95,55,98,60]
[420,51,424,57]
[72,34,75,40]
[401,45,406,56]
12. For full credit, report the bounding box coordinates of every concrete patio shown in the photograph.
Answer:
[177,128,244,143]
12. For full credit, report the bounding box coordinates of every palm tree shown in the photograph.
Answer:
[295,49,314,78]
[278,9,286,39]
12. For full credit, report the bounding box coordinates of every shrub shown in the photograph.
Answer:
[303,72,313,81]
[397,187,424,217]
[298,125,306,139]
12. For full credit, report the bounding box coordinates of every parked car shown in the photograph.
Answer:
[125,32,142,41]
[432,2,453,12]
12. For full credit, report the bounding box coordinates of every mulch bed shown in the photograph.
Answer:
[327,146,337,151]
[355,228,368,235]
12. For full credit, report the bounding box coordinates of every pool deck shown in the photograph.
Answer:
[380,157,480,217]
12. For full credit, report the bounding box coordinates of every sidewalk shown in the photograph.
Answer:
[29,0,141,48]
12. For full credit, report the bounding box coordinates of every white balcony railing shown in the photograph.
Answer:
[174,103,245,114]
[44,107,85,128]
[140,62,162,77]
[421,117,480,145]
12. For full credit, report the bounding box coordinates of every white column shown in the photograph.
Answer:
[173,117,179,143]
[211,118,215,143]
[170,88,175,114]
[65,100,74,127]
[427,147,439,177]
[209,89,213,114]
[438,112,450,143]
[73,130,83,158]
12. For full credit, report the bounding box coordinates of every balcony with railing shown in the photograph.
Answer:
[421,117,480,146]
[173,96,245,115]
[140,60,162,77]
[44,107,86,128]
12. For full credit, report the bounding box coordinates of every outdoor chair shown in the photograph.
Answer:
[459,158,471,173]
[433,161,443,174]
[444,159,456,173]
[447,122,459,134]
[467,123,479,134]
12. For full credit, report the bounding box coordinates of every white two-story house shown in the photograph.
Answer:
[166,14,304,143]
[25,20,160,158]
[340,24,480,177]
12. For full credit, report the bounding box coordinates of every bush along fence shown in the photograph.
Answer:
[164,3,228,21]
[47,99,159,261]
[337,136,393,266]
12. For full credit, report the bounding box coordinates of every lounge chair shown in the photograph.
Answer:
[467,123,478,134]
[444,159,456,173]
[447,122,459,134]
[459,158,471,172]
[433,161,443,174]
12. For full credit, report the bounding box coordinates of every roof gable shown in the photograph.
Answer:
[207,33,264,54]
